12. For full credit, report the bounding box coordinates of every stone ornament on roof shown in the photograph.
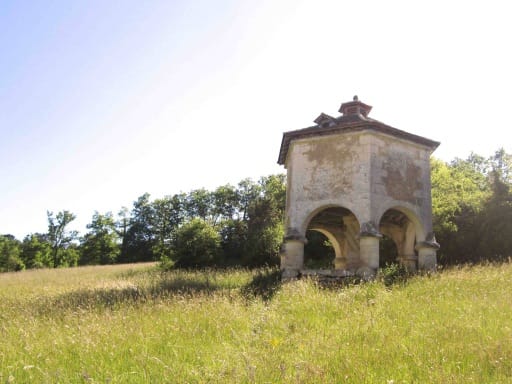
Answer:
[338,95,373,117]
[277,96,439,165]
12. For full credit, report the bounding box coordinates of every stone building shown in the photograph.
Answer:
[278,96,440,279]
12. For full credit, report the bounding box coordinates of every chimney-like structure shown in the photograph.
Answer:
[338,95,372,117]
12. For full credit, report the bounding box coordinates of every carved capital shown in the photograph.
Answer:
[359,221,382,238]
[415,232,440,251]
[284,227,308,243]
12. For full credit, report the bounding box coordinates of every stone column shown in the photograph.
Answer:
[344,215,361,270]
[415,232,439,271]
[281,228,307,279]
[358,221,382,278]
[399,254,418,273]
[334,255,346,270]
[330,227,347,270]
[400,221,418,272]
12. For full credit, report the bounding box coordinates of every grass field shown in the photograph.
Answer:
[1,262,512,383]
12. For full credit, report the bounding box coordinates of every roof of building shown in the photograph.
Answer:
[277,96,440,165]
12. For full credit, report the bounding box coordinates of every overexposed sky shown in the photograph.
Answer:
[1,0,511,239]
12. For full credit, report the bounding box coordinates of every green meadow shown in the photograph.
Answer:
[1,263,511,383]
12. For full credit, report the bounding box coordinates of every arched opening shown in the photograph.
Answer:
[304,206,360,270]
[379,208,421,271]
[304,230,334,269]
[379,234,398,267]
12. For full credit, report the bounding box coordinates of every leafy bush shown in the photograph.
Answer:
[0,235,25,272]
[172,219,222,268]
[379,263,408,287]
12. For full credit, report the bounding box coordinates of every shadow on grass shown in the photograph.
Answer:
[151,275,223,296]
[241,268,282,302]
[39,286,147,313]
[35,268,283,313]
[41,279,221,313]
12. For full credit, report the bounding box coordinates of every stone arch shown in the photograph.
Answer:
[303,206,361,270]
[378,205,426,272]
[300,203,364,234]
[303,229,336,269]
[376,204,426,240]
[379,234,399,268]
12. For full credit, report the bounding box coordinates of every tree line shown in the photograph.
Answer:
[1,149,512,272]
[432,148,512,264]
[0,175,285,271]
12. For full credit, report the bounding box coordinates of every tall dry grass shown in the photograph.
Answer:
[1,262,511,383]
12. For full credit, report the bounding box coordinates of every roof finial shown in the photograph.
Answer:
[339,96,372,117]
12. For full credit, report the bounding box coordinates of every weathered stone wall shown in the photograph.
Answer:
[285,130,433,236]
[368,133,433,239]
[285,131,371,233]
[279,98,439,277]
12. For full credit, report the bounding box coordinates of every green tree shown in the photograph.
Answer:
[243,174,286,267]
[431,157,490,263]
[489,148,512,184]
[58,245,80,267]
[478,169,512,260]
[219,219,248,265]
[47,210,78,267]
[80,212,120,265]
[236,178,261,221]
[0,235,24,272]
[120,193,156,262]
[152,194,185,260]
[20,233,52,268]
[211,184,238,225]
[431,149,512,264]
[431,157,488,234]
[172,218,222,268]
[116,206,130,260]
[185,189,212,222]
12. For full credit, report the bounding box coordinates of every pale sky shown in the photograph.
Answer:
[1,0,511,239]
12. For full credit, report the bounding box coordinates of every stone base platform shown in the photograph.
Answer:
[282,268,376,284]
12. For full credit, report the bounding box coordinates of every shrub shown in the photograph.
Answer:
[379,262,408,287]
[172,219,222,268]
[0,235,25,272]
